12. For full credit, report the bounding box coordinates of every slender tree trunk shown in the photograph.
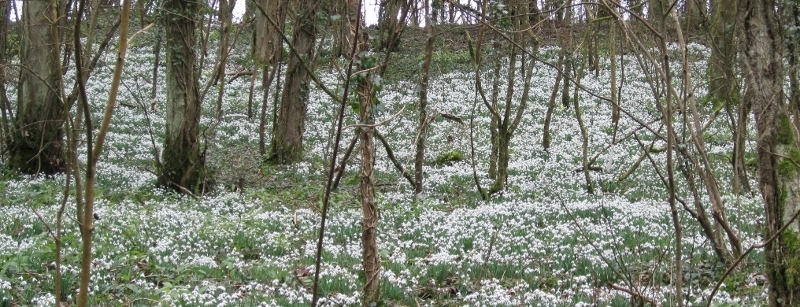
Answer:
[683,0,706,33]
[9,0,65,175]
[332,0,360,58]
[709,0,748,194]
[561,1,572,109]
[609,20,620,142]
[151,35,161,104]
[269,0,319,163]
[415,4,434,196]
[159,0,205,192]
[215,0,231,120]
[0,0,11,147]
[542,51,564,151]
[572,53,593,194]
[488,52,501,179]
[488,0,538,195]
[740,0,800,305]
[76,2,131,306]
[379,0,403,50]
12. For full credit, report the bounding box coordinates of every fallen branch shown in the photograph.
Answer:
[376,129,415,187]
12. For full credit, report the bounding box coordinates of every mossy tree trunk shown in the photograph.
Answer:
[488,0,538,195]
[159,0,205,192]
[9,0,65,175]
[740,0,800,305]
[269,0,318,164]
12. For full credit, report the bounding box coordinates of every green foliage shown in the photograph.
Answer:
[432,49,471,68]
[776,111,795,145]
[5,33,19,57]
[783,230,800,288]
[776,146,800,177]
[434,150,464,166]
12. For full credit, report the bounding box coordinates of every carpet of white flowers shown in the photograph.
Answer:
[0,35,768,306]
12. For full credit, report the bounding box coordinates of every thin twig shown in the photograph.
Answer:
[342,103,406,130]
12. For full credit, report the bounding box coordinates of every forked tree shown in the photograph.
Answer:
[471,0,539,196]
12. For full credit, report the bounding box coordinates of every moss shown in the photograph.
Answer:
[776,112,795,145]
[782,229,800,288]
[434,150,464,166]
[777,146,800,177]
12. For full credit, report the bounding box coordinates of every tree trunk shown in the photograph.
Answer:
[215,0,231,120]
[609,20,620,142]
[379,0,403,51]
[254,0,285,65]
[269,0,319,164]
[159,0,205,192]
[488,0,537,195]
[490,129,510,193]
[415,6,435,196]
[331,0,360,58]
[683,0,706,33]
[542,51,564,151]
[357,42,380,307]
[0,0,12,146]
[488,50,502,179]
[740,0,800,305]
[709,0,748,194]
[649,0,667,21]
[9,0,65,175]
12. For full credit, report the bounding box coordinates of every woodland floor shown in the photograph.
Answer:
[0,24,769,306]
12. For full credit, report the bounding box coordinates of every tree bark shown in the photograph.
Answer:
[415,4,435,196]
[9,0,66,175]
[379,0,403,51]
[159,0,205,192]
[0,0,12,146]
[254,0,285,65]
[488,0,538,195]
[740,0,800,305]
[269,0,319,164]
[215,0,231,120]
[357,39,380,306]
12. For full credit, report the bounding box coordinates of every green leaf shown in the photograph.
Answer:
[125,284,139,293]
